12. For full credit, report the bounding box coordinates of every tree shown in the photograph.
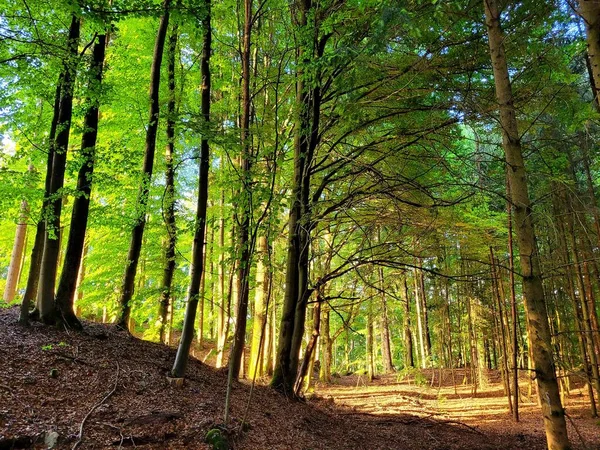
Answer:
[55,31,107,329]
[171,0,212,379]
[483,0,570,447]
[37,15,81,324]
[117,0,171,329]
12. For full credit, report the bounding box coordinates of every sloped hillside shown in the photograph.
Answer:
[0,307,570,449]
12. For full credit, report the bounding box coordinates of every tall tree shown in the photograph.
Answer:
[117,0,171,329]
[484,0,570,447]
[37,15,81,324]
[229,0,254,380]
[171,0,211,378]
[54,32,107,329]
[158,23,179,344]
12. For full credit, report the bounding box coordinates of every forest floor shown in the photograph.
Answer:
[1,306,599,450]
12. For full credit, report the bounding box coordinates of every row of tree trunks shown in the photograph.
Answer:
[37,15,81,324]
[54,32,107,330]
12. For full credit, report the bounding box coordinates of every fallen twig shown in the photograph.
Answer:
[565,412,588,450]
[72,361,120,450]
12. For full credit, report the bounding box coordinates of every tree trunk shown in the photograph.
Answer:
[579,0,600,104]
[38,16,81,324]
[484,0,570,446]
[414,268,427,368]
[366,302,375,382]
[379,267,394,373]
[158,24,179,344]
[4,201,28,303]
[118,0,171,328]
[403,277,414,368]
[20,76,63,324]
[229,0,253,380]
[170,0,211,378]
[248,235,268,379]
[295,293,321,396]
[216,188,226,368]
[54,33,107,330]
[507,178,520,421]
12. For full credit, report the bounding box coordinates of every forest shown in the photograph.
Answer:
[1,0,600,449]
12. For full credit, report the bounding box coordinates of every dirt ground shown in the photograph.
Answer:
[317,370,600,449]
[1,306,599,449]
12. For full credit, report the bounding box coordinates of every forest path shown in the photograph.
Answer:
[316,370,600,449]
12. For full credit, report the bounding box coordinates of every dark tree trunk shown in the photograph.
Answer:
[20,75,64,324]
[272,1,327,396]
[118,0,171,329]
[295,292,322,396]
[54,33,107,330]
[158,23,179,344]
[38,16,81,324]
[171,0,211,378]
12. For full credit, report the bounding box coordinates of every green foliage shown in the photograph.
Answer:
[205,428,228,450]
[397,367,428,388]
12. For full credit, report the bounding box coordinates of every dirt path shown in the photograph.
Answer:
[316,370,600,449]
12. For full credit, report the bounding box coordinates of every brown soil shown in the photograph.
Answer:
[1,306,598,449]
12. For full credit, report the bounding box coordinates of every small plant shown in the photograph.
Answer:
[205,428,228,450]
[41,344,54,351]
[397,367,428,387]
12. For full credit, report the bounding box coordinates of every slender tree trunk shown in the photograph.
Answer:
[38,16,81,324]
[490,247,513,414]
[4,201,29,303]
[379,267,394,373]
[414,269,427,368]
[248,235,268,379]
[403,277,414,368]
[229,0,253,380]
[73,240,88,316]
[419,263,432,360]
[295,293,321,396]
[20,76,63,324]
[216,188,226,367]
[171,0,211,378]
[507,178,519,421]
[158,24,179,344]
[366,302,375,382]
[485,0,570,446]
[55,33,107,329]
[118,0,171,328]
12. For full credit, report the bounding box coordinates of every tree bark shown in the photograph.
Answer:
[4,201,29,303]
[484,0,570,446]
[158,23,179,344]
[403,276,414,368]
[170,0,210,378]
[248,235,268,380]
[579,0,600,104]
[55,33,107,330]
[20,75,63,324]
[229,0,253,380]
[38,16,81,324]
[118,0,171,328]
[379,267,394,373]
